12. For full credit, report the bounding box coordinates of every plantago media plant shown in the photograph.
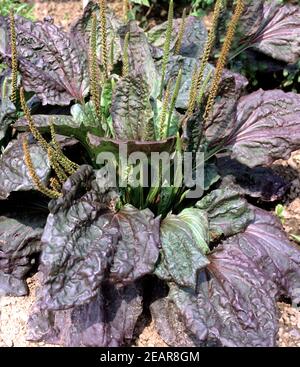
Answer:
[0,0,300,347]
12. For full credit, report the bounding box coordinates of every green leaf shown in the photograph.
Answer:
[196,188,254,241]
[130,0,150,6]
[111,75,154,141]
[155,208,210,289]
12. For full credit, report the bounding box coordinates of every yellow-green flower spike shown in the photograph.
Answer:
[203,0,244,126]
[187,65,200,116]
[50,177,62,192]
[48,146,68,185]
[175,8,187,55]
[89,13,101,117]
[123,0,129,22]
[99,0,109,78]
[23,137,61,199]
[122,32,130,77]
[160,0,174,99]
[20,87,49,152]
[188,0,223,115]
[9,9,18,104]
[159,80,171,140]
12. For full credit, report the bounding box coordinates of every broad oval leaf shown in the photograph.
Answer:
[39,166,160,310]
[0,213,45,297]
[27,281,143,347]
[196,187,254,241]
[147,16,208,60]
[119,21,160,99]
[111,75,154,141]
[109,205,160,283]
[152,246,279,347]
[227,89,300,168]
[155,209,210,289]
[0,134,50,200]
[225,207,300,304]
[152,208,300,347]
[1,15,89,105]
[253,3,300,64]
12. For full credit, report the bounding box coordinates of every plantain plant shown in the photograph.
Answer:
[0,0,300,347]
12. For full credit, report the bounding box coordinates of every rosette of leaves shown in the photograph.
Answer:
[0,0,300,348]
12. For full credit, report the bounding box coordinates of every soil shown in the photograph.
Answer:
[1,0,299,349]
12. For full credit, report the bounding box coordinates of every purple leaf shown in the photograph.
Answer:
[0,134,51,200]
[152,244,279,347]
[152,206,300,347]
[0,213,45,296]
[27,281,143,347]
[227,89,300,168]
[1,15,89,105]
[225,207,300,304]
[251,2,300,64]
[38,166,160,310]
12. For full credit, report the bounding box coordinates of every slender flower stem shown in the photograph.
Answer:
[99,0,108,78]
[175,8,187,55]
[159,0,173,99]
[9,9,18,104]
[203,0,245,126]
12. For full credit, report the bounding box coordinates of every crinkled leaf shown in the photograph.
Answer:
[155,209,209,289]
[27,281,143,347]
[1,15,89,105]
[39,166,160,310]
[147,16,207,59]
[152,207,300,347]
[0,134,50,200]
[153,245,279,347]
[111,75,154,141]
[225,207,300,304]
[196,187,254,241]
[251,3,300,64]
[205,70,248,147]
[119,21,160,99]
[227,89,300,168]
[71,2,123,66]
[238,0,264,37]
[109,205,160,283]
[0,213,45,296]
[217,156,289,202]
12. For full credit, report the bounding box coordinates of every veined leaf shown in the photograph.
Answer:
[155,209,210,289]
[227,89,300,168]
[111,75,154,141]
[147,16,208,60]
[27,281,143,347]
[0,133,51,200]
[38,166,160,310]
[196,187,254,241]
[0,15,89,105]
[152,208,300,347]
[0,213,45,296]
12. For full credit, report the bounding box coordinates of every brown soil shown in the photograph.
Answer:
[1,274,299,348]
[24,0,123,29]
[1,0,299,349]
